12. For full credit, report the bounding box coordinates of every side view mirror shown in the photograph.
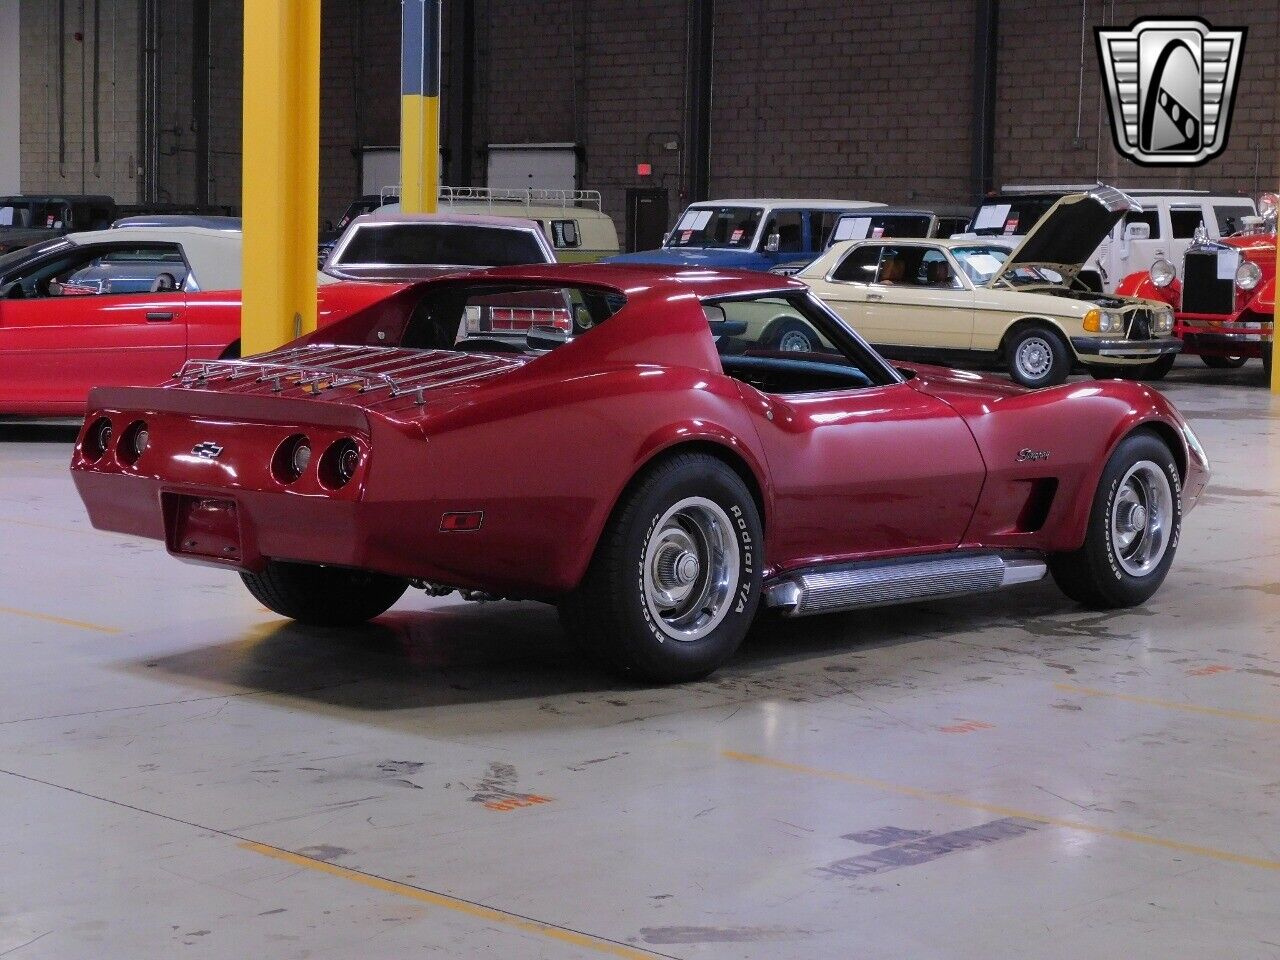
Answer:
[661,231,671,246]
[764,233,781,253]
[526,325,570,351]
[1123,222,1150,241]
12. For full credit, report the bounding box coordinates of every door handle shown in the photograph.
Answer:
[867,292,884,301]
[146,312,174,322]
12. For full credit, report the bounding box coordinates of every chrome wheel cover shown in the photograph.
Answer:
[1015,336,1054,380]
[777,329,813,352]
[643,497,740,642]
[1110,460,1175,577]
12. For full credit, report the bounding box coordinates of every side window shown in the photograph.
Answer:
[50,244,188,297]
[831,245,883,283]
[706,295,884,395]
[810,211,843,248]
[1121,210,1160,238]
[916,249,960,288]
[550,219,580,248]
[761,211,804,253]
[876,247,910,284]
[1169,207,1207,239]
[1213,204,1255,236]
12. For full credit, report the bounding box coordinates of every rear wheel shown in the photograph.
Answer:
[763,317,818,352]
[1263,344,1273,381]
[242,560,408,625]
[1200,354,1247,369]
[559,453,763,683]
[1049,430,1181,609]
[1006,326,1071,388]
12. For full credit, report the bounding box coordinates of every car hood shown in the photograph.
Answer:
[607,248,742,266]
[899,362,1032,403]
[990,186,1134,286]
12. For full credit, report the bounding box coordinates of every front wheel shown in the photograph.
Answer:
[1006,326,1071,388]
[241,560,408,625]
[763,317,819,352]
[559,453,763,682]
[1201,355,1247,369]
[1049,430,1181,609]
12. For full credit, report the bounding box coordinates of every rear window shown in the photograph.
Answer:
[400,283,626,353]
[336,223,547,268]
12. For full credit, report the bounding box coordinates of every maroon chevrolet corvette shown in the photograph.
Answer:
[71,264,1209,681]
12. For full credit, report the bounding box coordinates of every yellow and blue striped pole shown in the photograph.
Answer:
[400,0,441,214]
[240,0,321,355]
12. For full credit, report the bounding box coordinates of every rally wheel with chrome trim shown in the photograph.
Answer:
[763,317,818,353]
[1049,430,1182,608]
[1006,325,1071,388]
[559,452,763,682]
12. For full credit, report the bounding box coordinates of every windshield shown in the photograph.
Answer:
[828,213,932,245]
[0,200,69,231]
[968,196,1059,237]
[336,223,546,267]
[952,246,1060,287]
[665,206,763,249]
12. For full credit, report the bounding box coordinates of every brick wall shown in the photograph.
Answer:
[17,0,1280,230]
[996,0,1280,197]
[20,0,140,202]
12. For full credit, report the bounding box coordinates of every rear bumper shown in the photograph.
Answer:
[1070,336,1182,359]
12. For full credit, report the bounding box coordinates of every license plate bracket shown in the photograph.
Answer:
[165,494,244,564]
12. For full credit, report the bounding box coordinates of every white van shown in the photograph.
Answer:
[967,185,1257,292]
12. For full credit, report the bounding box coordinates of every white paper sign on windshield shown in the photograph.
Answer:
[833,217,871,241]
[964,253,1005,275]
[0,207,12,227]
[675,210,699,230]
[973,204,1011,230]
[690,210,713,230]
[1216,250,1240,280]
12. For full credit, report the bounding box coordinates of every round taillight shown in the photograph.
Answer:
[319,438,362,489]
[273,434,312,483]
[119,420,149,464]
[84,416,112,460]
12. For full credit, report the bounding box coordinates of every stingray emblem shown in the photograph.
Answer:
[1096,17,1246,167]
[191,441,223,460]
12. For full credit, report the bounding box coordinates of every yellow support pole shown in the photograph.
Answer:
[1273,224,1280,393]
[240,0,321,356]
[400,0,441,214]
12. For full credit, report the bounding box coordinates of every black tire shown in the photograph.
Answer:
[763,317,818,352]
[1200,354,1247,369]
[558,452,763,683]
[241,560,408,625]
[1092,353,1176,382]
[1049,430,1182,609]
[1006,325,1072,388]
[1263,345,1272,381]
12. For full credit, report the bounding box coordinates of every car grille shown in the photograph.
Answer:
[1182,250,1235,315]
[1126,309,1153,340]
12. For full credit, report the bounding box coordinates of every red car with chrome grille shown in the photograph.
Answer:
[1116,197,1276,381]
[71,264,1209,682]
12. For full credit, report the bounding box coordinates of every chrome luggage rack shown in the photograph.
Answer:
[172,344,522,405]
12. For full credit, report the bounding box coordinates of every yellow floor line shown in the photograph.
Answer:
[0,604,121,634]
[721,750,1280,872]
[1055,683,1280,725]
[241,842,673,960]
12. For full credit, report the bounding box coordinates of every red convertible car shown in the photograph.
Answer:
[71,264,1209,681]
[0,226,393,416]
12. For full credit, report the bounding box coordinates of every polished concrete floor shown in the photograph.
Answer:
[2,360,1279,959]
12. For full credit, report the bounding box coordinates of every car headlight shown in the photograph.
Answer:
[1235,259,1262,291]
[1152,306,1174,334]
[1083,309,1123,333]
[1149,258,1176,288]
[1182,421,1210,470]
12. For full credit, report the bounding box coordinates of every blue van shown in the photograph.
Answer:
[608,199,886,272]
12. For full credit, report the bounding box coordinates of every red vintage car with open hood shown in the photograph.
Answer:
[71,264,1209,682]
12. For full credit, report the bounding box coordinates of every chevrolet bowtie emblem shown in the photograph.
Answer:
[191,441,223,460]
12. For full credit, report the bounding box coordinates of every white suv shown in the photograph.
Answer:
[966,185,1257,293]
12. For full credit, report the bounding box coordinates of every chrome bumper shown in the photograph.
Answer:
[1071,336,1182,358]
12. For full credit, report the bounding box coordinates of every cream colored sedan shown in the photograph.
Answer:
[796,189,1181,388]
